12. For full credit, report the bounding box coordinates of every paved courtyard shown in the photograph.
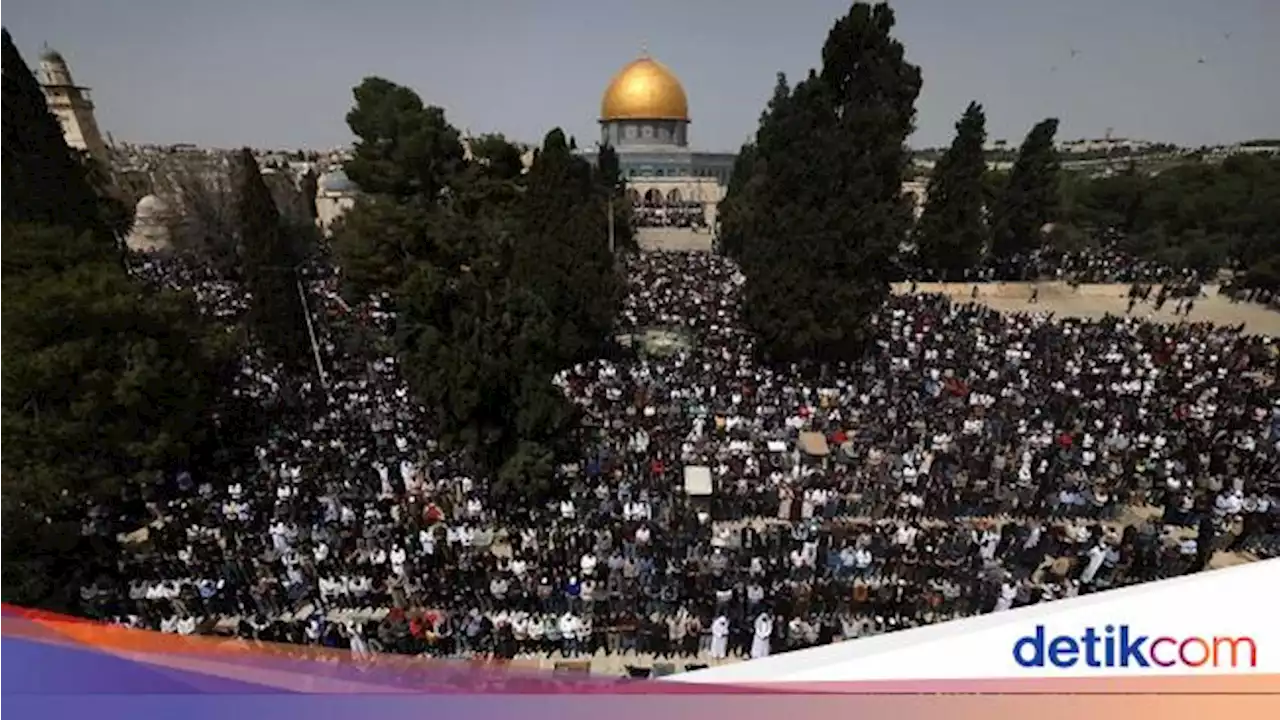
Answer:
[636,227,715,253]
[893,282,1280,337]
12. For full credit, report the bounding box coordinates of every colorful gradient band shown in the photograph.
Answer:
[4,604,1276,720]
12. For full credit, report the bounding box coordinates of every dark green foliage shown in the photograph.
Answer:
[915,102,988,279]
[722,74,787,265]
[513,128,622,365]
[1060,163,1147,242]
[1059,154,1280,288]
[333,195,438,301]
[2,222,234,610]
[395,255,577,502]
[334,80,604,504]
[300,168,319,221]
[735,4,921,363]
[344,77,466,200]
[233,149,311,367]
[597,143,622,190]
[3,225,232,493]
[981,169,1008,220]
[468,133,526,182]
[334,77,471,298]
[456,133,527,217]
[718,141,759,259]
[991,118,1061,259]
[595,143,635,252]
[2,30,235,610]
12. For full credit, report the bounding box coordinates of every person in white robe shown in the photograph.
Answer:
[1080,543,1107,585]
[751,613,773,660]
[994,581,1016,612]
[348,622,370,661]
[710,614,730,660]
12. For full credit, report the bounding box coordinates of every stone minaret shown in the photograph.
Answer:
[38,47,108,165]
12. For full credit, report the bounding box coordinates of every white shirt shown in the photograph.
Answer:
[558,613,579,639]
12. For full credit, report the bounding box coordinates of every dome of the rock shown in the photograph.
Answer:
[600,55,689,122]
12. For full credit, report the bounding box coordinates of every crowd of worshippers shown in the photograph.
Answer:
[632,202,708,230]
[72,249,1279,664]
[898,245,1205,286]
[1221,280,1280,309]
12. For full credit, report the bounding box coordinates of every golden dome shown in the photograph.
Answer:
[600,55,689,122]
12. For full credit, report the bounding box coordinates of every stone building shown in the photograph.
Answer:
[126,194,175,253]
[38,48,108,166]
[315,169,358,234]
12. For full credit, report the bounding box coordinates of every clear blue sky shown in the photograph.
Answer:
[5,0,1277,151]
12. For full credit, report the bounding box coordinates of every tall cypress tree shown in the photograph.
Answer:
[334,78,581,502]
[1,29,109,250]
[513,128,620,365]
[741,3,921,363]
[233,148,310,368]
[722,73,788,263]
[991,118,1061,260]
[300,168,319,222]
[915,101,989,280]
[595,143,634,252]
[2,29,233,612]
[718,141,758,260]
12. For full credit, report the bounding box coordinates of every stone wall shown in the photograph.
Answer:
[636,227,714,253]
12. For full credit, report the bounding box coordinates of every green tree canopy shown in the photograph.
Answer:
[512,128,622,365]
[344,77,466,200]
[333,80,600,503]
[334,79,472,299]
[737,3,921,363]
[718,140,760,260]
[1,31,235,610]
[991,118,1061,260]
[468,133,527,182]
[915,101,989,279]
[1056,153,1280,287]
[300,167,319,221]
[595,143,635,253]
[233,148,311,367]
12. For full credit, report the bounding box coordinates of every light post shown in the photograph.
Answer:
[295,271,329,390]
[608,194,616,255]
